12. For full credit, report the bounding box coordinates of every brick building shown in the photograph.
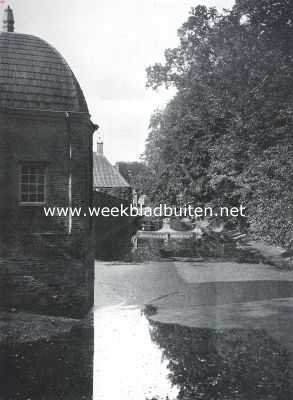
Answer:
[93,137,134,259]
[93,137,131,200]
[0,6,97,317]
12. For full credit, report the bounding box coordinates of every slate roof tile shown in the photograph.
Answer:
[93,153,130,188]
[0,32,88,112]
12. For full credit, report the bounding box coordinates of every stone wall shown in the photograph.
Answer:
[0,108,95,318]
[0,233,94,318]
[0,108,94,237]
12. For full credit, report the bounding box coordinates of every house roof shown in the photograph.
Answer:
[93,153,130,188]
[0,32,88,112]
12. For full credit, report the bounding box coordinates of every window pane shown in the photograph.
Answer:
[21,193,29,202]
[37,194,44,202]
[29,184,36,193]
[20,164,46,203]
[30,174,37,183]
[29,193,37,202]
[38,175,45,184]
[21,175,29,183]
[29,166,36,174]
[21,184,29,193]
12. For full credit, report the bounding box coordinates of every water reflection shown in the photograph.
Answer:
[94,305,178,400]
[94,300,293,400]
[94,222,293,400]
[146,318,293,400]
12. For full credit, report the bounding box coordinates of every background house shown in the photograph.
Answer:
[93,137,132,201]
[93,137,135,259]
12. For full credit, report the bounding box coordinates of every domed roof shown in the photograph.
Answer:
[0,32,88,112]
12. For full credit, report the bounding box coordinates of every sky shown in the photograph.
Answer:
[2,0,234,163]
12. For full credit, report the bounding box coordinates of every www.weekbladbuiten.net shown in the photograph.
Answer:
[43,204,246,218]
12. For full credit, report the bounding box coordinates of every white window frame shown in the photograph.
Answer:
[19,162,47,206]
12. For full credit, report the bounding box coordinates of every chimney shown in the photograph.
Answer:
[97,141,104,156]
[3,5,14,33]
[97,133,104,156]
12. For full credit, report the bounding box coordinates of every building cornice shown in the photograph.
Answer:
[0,106,92,121]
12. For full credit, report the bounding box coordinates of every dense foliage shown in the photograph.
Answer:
[144,0,293,246]
[116,161,155,196]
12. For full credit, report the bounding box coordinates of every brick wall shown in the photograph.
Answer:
[0,108,96,317]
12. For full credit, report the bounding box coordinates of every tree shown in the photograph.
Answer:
[115,161,155,197]
[144,2,293,246]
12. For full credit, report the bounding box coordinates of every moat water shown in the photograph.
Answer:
[93,222,293,400]
[2,221,293,399]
